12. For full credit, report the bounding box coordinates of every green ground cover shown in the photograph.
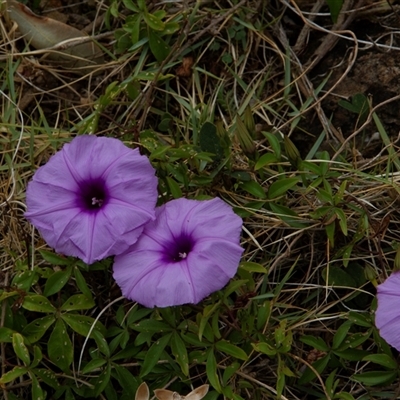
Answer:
[1,1,399,399]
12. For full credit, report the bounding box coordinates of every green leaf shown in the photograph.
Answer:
[334,207,348,236]
[163,21,180,35]
[206,349,222,393]
[300,335,329,352]
[44,268,72,297]
[263,132,281,159]
[148,30,170,62]
[12,332,30,366]
[240,181,266,199]
[31,345,42,368]
[11,270,37,290]
[122,0,139,12]
[30,373,44,400]
[222,362,240,385]
[269,202,307,229]
[0,327,15,343]
[170,331,189,376]
[0,290,19,302]
[39,250,71,265]
[113,365,138,395]
[143,11,165,31]
[22,294,56,313]
[298,354,330,384]
[348,311,373,328]
[332,320,352,350]
[81,358,107,375]
[140,333,171,377]
[33,368,60,389]
[166,176,182,199]
[215,340,248,361]
[22,315,56,343]
[131,319,173,333]
[0,366,28,384]
[352,370,397,386]
[333,349,369,361]
[362,354,398,369]
[322,266,356,287]
[73,266,92,299]
[325,0,343,23]
[255,153,278,170]
[199,122,223,160]
[335,393,355,400]
[61,313,105,337]
[268,177,298,199]
[251,342,276,356]
[239,262,267,274]
[93,363,112,397]
[48,319,73,372]
[92,330,110,358]
[61,294,95,311]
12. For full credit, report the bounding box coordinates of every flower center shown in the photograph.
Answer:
[164,234,194,263]
[78,179,108,211]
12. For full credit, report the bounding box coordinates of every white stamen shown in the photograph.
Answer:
[91,197,103,207]
[179,252,187,259]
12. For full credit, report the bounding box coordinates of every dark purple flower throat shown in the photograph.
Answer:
[78,179,109,211]
[163,234,194,263]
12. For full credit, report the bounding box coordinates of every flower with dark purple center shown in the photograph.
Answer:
[113,197,244,308]
[376,272,400,350]
[25,135,158,264]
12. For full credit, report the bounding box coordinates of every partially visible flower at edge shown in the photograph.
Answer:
[376,271,400,351]
[113,197,244,308]
[25,135,158,264]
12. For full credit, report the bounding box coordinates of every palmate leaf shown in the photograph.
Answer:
[170,331,189,376]
[22,294,56,313]
[140,333,171,377]
[60,294,95,311]
[113,364,139,396]
[33,368,60,390]
[11,270,38,291]
[12,332,30,365]
[199,122,224,160]
[30,373,44,400]
[206,349,222,393]
[240,181,266,199]
[39,250,72,266]
[0,366,28,384]
[48,319,73,372]
[22,315,56,344]
[148,30,170,62]
[298,354,331,385]
[352,370,398,386]
[268,177,299,199]
[362,354,398,369]
[61,313,106,337]
[43,267,72,297]
[215,340,248,361]
[0,327,15,343]
[93,363,112,397]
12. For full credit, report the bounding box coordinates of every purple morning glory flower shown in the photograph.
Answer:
[25,135,158,264]
[376,272,400,351]
[113,197,244,308]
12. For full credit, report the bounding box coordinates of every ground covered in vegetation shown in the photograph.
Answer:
[1,0,400,399]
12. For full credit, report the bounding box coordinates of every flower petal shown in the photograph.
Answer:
[62,135,131,180]
[25,135,158,263]
[113,197,243,307]
[376,272,400,351]
[113,251,195,308]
